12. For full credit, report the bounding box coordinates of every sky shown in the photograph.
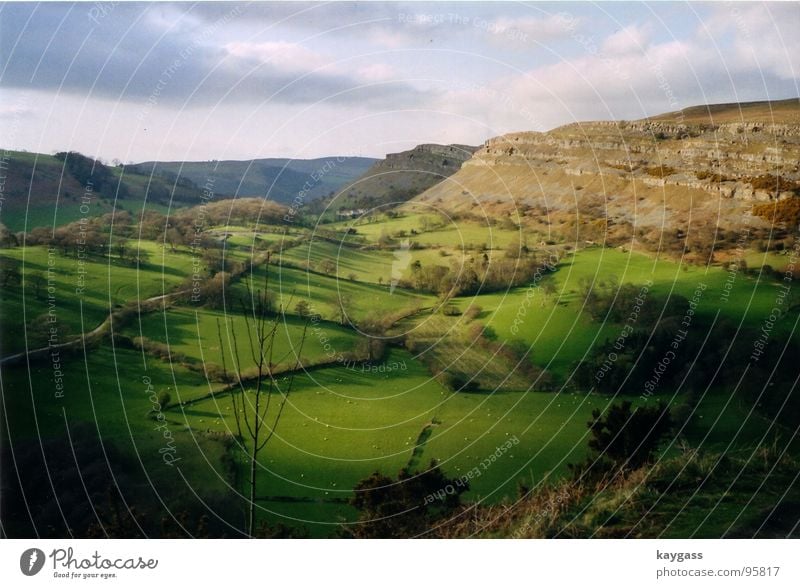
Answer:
[1,1,798,162]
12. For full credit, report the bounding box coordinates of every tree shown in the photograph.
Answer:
[198,271,231,309]
[577,401,672,475]
[28,271,46,300]
[134,249,151,267]
[0,223,18,248]
[165,227,183,252]
[202,248,225,275]
[337,292,352,326]
[346,461,467,538]
[294,299,310,318]
[0,256,22,287]
[540,279,557,306]
[217,254,308,536]
[113,238,129,263]
[319,258,336,275]
[505,235,528,258]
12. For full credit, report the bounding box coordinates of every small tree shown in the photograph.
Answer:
[294,299,310,318]
[540,279,557,306]
[217,254,308,536]
[337,292,352,326]
[316,258,335,275]
[346,461,467,538]
[157,391,171,409]
[578,401,672,475]
[0,256,22,287]
[28,271,47,300]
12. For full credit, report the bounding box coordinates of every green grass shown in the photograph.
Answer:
[0,242,199,354]
[1,346,232,502]
[168,348,667,532]
[4,234,797,536]
[123,306,367,386]
[326,212,523,250]
[280,239,448,284]
[236,262,436,324]
[463,247,798,378]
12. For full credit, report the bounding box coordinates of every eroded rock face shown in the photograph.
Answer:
[331,143,478,210]
[412,101,800,235]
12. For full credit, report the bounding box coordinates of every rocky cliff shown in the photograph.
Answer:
[411,99,800,254]
[325,143,478,213]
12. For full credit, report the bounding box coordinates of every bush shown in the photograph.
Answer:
[463,305,482,321]
[441,304,461,316]
[157,391,171,408]
[644,165,676,178]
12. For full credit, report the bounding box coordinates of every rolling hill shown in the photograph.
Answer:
[313,143,478,217]
[129,156,376,204]
[0,150,208,232]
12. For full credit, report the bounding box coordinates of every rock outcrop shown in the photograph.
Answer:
[410,99,800,245]
[326,143,478,212]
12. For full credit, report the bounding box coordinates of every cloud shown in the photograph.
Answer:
[0,3,432,110]
[602,23,653,55]
[490,14,578,43]
[439,12,799,137]
[1,1,797,162]
[224,41,332,73]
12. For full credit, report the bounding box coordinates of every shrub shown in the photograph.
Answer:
[157,391,171,409]
[644,165,676,178]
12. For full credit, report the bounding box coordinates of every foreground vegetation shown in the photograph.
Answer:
[2,195,798,537]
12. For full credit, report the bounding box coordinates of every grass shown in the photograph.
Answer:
[1,346,233,503]
[234,262,436,324]
[1,242,198,354]
[123,306,367,386]
[280,239,448,284]
[4,225,797,536]
[326,212,523,250]
[168,347,663,533]
[463,247,799,378]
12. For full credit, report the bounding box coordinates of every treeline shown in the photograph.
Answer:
[395,245,564,298]
[17,198,286,259]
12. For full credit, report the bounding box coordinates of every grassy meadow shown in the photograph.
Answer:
[2,209,798,537]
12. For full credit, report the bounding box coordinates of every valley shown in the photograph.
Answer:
[2,99,799,538]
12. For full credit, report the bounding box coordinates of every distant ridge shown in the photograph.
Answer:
[318,143,478,215]
[129,156,377,205]
[647,97,800,124]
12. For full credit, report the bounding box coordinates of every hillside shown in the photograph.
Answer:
[316,143,478,216]
[0,150,207,232]
[130,156,376,204]
[410,98,800,257]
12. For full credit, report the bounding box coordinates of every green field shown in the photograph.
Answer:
[0,242,199,354]
[463,247,798,377]
[326,211,524,250]
[234,262,436,324]
[3,217,798,537]
[124,306,367,380]
[281,239,451,284]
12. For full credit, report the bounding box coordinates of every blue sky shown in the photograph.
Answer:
[1,1,798,162]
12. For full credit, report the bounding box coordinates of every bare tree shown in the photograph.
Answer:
[217,253,308,536]
[337,292,352,326]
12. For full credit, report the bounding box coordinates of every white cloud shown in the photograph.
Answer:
[602,23,653,55]
[224,41,332,73]
[490,13,576,42]
[357,63,396,82]
[704,2,799,82]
